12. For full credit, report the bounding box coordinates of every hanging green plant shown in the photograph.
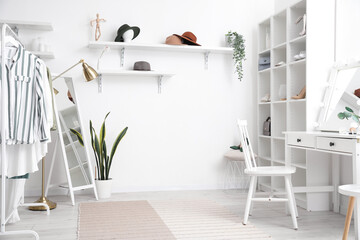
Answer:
[226,31,246,81]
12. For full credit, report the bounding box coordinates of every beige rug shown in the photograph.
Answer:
[78,200,270,240]
[78,201,175,240]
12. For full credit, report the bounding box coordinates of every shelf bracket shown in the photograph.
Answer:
[158,75,163,94]
[97,74,103,93]
[120,47,125,68]
[204,51,210,70]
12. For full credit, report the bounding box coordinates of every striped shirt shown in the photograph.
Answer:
[1,43,50,144]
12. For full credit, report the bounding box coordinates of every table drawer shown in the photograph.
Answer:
[288,133,316,148]
[316,137,354,153]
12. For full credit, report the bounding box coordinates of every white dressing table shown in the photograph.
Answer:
[285,131,360,239]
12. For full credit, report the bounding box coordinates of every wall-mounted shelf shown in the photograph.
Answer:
[88,41,233,70]
[31,51,55,59]
[0,20,53,32]
[98,69,175,94]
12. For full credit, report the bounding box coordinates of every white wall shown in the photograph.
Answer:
[0,0,274,195]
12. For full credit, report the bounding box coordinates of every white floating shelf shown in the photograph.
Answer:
[89,41,233,54]
[31,51,55,59]
[99,69,174,78]
[0,20,53,31]
[289,58,306,66]
[98,70,175,94]
[290,35,306,44]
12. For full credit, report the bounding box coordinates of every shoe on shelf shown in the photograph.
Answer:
[295,13,307,36]
[261,93,271,102]
[291,86,306,100]
[275,61,285,67]
[294,51,306,61]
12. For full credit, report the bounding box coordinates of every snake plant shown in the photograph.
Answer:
[70,112,128,180]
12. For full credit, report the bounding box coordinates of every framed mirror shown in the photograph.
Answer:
[316,61,360,132]
[45,76,97,205]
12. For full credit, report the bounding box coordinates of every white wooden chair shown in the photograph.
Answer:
[237,120,298,230]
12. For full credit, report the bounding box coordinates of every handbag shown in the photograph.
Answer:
[263,117,271,136]
[259,56,270,71]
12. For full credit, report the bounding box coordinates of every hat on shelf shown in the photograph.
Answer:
[165,31,201,46]
[114,24,140,42]
[165,35,185,45]
[133,61,151,71]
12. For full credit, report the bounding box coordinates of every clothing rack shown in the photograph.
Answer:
[0,23,48,240]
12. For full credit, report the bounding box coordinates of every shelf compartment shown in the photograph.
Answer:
[289,1,307,41]
[258,104,271,136]
[272,66,287,101]
[289,39,306,63]
[288,101,306,131]
[272,46,287,68]
[258,137,271,160]
[258,70,270,103]
[289,61,306,100]
[0,19,53,31]
[258,18,271,53]
[273,10,287,47]
[272,139,285,162]
[272,103,286,137]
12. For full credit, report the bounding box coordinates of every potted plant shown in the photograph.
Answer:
[225,31,246,81]
[71,112,128,198]
[338,106,360,134]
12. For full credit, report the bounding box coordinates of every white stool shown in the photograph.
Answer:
[223,150,250,189]
[338,184,360,240]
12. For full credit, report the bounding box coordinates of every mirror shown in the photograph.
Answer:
[46,76,97,204]
[316,61,360,132]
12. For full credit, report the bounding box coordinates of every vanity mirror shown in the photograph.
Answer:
[316,61,360,132]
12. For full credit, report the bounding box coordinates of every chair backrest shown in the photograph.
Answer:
[237,120,257,170]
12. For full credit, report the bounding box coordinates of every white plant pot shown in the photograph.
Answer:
[95,179,112,199]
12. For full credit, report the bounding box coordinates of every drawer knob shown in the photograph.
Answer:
[297,138,301,142]
[329,142,335,147]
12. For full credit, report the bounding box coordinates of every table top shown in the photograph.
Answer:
[283,131,360,139]
[339,184,360,197]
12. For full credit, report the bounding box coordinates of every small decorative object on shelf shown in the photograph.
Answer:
[90,13,106,41]
[114,24,140,42]
[70,112,128,198]
[261,93,271,102]
[173,31,201,46]
[291,86,306,100]
[294,50,306,61]
[258,55,270,71]
[265,27,270,49]
[295,13,307,36]
[338,106,360,134]
[226,31,246,81]
[133,61,151,71]
[263,117,271,136]
[275,61,285,67]
[279,84,286,100]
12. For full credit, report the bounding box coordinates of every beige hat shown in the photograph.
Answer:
[165,35,185,45]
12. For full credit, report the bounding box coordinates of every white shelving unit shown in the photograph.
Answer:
[88,41,233,69]
[0,20,55,59]
[257,0,336,211]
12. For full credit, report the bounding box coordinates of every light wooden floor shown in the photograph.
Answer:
[1,189,353,239]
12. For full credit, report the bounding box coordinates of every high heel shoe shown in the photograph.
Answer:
[292,86,306,99]
[295,14,306,36]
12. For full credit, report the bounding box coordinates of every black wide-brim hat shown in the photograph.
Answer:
[114,24,140,42]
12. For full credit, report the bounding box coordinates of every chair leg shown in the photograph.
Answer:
[285,175,298,230]
[343,196,355,240]
[249,176,257,216]
[288,177,298,217]
[243,176,255,225]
